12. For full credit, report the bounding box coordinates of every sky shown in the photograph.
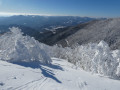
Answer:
[0,0,120,17]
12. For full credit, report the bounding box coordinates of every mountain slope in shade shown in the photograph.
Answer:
[38,22,89,45]
[54,18,120,49]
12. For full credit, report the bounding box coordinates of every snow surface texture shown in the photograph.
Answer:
[0,27,51,64]
[1,58,120,90]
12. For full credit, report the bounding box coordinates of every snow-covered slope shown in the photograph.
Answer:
[0,58,120,90]
[1,27,120,90]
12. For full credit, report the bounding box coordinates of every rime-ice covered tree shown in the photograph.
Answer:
[48,40,120,79]
[0,27,52,64]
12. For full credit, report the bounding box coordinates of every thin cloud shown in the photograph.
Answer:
[0,12,79,17]
[0,12,53,16]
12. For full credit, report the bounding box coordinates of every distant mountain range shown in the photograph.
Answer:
[0,15,100,32]
[0,15,101,44]
[3,15,120,50]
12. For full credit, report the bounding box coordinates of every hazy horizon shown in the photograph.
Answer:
[0,0,120,18]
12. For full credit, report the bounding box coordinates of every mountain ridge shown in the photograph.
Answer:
[40,18,120,50]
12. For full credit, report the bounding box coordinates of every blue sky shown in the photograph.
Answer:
[0,0,119,17]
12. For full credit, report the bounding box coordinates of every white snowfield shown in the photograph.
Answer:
[0,58,120,90]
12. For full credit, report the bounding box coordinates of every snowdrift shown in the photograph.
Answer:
[0,27,52,64]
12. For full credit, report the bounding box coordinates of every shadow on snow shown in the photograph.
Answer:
[12,61,63,83]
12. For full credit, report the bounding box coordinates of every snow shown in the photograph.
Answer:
[0,58,120,90]
[46,41,120,79]
[0,27,51,64]
[1,27,120,89]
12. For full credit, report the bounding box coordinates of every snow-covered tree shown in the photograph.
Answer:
[0,27,52,64]
[48,40,120,79]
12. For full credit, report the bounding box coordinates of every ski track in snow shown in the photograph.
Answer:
[15,78,49,90]
[1,58,120,90]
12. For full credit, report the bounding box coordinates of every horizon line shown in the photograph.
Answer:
[0,12,115,18]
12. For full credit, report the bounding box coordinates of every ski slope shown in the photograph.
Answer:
[0,58,120,90]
